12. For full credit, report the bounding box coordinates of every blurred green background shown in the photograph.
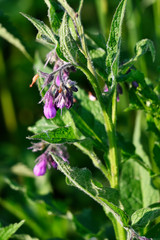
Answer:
[0,0,160,239]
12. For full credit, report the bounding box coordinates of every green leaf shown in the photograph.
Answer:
[131,207,160,229]
[21,13,56,45]
[28,117,59,134]
[59,12,86,65]
[0,12,32,61]
[28,126,84,144]
[51,154,130,227]
[0,220,25,240]
[134,112,160,206]
[44,0,64,35]
[70,88,108,149]
[106,0,127,82]
[120,39,156,74]
[120,159,143,216]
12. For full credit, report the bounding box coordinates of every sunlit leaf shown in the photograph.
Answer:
[59,12,86,65]
[21,13,57,45]
[131,207,160,228]
[28,126,84,144]
[51,154,130,227]
[0,220,25,240]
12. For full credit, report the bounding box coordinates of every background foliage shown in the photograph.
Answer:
[0,0,160,239]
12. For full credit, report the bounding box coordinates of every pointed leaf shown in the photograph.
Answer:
[59,12,86,65]
[28,126,84,144]
[106,0,127,81]
[21,13,56,45]
[0,220,25,240]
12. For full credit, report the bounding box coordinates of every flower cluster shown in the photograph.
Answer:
[38,51,78,119]
[29,141,69,176]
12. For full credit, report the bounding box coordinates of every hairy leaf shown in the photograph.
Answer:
[51,154,130,227]
[28,126,84,144]
[131,207,160,228]
[59,12,86,65]
[0,220,25,240]
[28,117,58,134]
[106,0,127,82]
[21,13,56,45]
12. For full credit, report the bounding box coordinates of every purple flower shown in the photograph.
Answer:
[56,75,60,87]
[33,153,47,176]
[39,71,54,89]
[31,141,69,176]
[38,51,78,118]
[43,92,57,119]
[132,81,139,88]
[56,93,66,109]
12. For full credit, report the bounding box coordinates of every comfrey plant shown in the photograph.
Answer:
[22,0,160,239]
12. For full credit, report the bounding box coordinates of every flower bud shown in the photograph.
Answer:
[33,154,47,176]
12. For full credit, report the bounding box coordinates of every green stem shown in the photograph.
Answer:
[78,66,119,189]
[104,208,126,240]
[78,0,84,15]
[57,1,121,237]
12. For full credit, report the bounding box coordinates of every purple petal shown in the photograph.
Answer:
[33,159,47,176]
[56,75,60,87]
[44,96,57,119]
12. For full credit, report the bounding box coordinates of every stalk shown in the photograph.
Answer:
[57,1,124,238]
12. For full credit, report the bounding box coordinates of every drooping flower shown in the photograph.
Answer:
[29,141,69,176]
[43,92,57,119]
[37,51,78,119]
[33,153,48,176]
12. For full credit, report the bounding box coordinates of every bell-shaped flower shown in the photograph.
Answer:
[33,153,47,176]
